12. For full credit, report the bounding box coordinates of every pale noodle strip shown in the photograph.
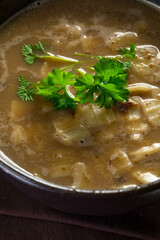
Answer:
[129,143,160,162]
[127,83,155,96]
[133,171,159,184]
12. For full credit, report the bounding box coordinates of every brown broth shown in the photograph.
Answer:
[0,0,160,190]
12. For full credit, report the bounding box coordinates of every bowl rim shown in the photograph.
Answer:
[1,149,160,198]
[0,0,160,198]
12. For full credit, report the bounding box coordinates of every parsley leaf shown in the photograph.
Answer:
[22,42,45,65]
[93,58,131,83]
[75,73,96,104]
[16,76,36,101]
[119,43,136,60]
[37,68,78,109]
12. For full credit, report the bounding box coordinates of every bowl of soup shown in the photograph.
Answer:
[0,0,160,215]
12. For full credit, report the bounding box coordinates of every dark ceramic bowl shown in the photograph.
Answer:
[0,0,160,216]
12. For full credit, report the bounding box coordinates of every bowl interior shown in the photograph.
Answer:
[0,0,160,196]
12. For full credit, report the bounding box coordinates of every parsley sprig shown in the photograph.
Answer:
[22,41,79,65]
[75,58,130,109]
[17,43,135,110]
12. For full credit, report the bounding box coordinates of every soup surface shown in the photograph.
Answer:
[0,0,160,190]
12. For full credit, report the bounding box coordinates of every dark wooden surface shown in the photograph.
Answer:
[0,214,140,240]
[0,173,159,240]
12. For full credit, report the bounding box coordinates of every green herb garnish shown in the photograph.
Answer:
[37,68,78,109]
[119,42,136,60]
[22,41,79,65]
[75,58,130,109]
[17,76,36,101]
[17,43,135,110]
